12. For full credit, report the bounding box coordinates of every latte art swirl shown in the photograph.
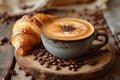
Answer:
[42,18,94,40]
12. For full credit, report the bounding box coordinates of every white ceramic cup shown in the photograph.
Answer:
[41,18,108,59]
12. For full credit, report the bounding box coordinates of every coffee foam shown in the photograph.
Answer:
[42,18,94,40]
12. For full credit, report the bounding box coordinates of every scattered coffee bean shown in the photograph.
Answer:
[37,52,45,57]
[115,32,120,35]
[0,36,9,45]
[64,62,71,65]
[44,55,48,58]
[39,61,44,65]
[20,4,33,10]
[59,63,66,67]
[74,64,79,68]
[70,65,74,68]
[88,60,99,66]
[38,57,43,62]
[0,36,8,42]
[50,57,56,62]
[44,63,50,68]
[52,62,58,65]
[55,66,61,70]
[67,66,72,70]
[71,68,77,71]
[57,59,62,62]
[18,67,22,70]
[33,56,38,60]
[31,77,36,80]
[25,72,30,77]
[48,54,52,57]
[32,50,39,56]
[9,70,17,76]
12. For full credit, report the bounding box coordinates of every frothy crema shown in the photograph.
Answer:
[41,18,94,40]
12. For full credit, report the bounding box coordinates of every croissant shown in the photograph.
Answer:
[11,13,59,56]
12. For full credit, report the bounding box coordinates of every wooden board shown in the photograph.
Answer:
[14,44,115,80]
[0,22,15,80]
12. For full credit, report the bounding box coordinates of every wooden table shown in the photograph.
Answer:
[0,0,120,80]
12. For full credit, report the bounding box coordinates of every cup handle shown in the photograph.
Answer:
[91,30,108,49]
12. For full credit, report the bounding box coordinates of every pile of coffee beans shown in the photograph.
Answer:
[66,10,109,32]
[31,43,109,71]
[0,12,22,24]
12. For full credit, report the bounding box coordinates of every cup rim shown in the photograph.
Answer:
[41,18,95,41]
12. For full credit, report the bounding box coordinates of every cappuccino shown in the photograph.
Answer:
[41,18,108,59]
[41,18,94,40]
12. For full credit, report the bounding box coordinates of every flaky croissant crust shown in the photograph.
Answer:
[11,13,59,56]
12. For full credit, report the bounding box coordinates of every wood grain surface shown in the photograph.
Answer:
[0,22,15,80]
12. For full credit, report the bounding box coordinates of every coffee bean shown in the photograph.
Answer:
[52,62,58,65]
[67,66,72,70]
[37,52,44,57]
[33,56,38,60]
[59,63,66,67]
[20,4,33,10]
[50,57,56,62]
[43,55,48,58]
[48,54,52,57]
[70,65,74,68]
[57,59,62,62]
[44,62,50,68]
[46,61,51,65]
[45,52,49,55]
[18,67,22,70]
[25,72,30,77]
[64,62,71,65]
[31,76,36,80]
[0,36,8,42]
[71,68,77,71]
[116,32,120,36]
[32,50,39,56]
[74,64,79,68]
[70,61,74,65]
[39,49,43,52]
[9,70,17,76]
[88,60,99,66]
[45,58,50,61]
[55,66,61,70]
[39,61,44,65]
[41,58,47,62]
[38,57,43,62]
